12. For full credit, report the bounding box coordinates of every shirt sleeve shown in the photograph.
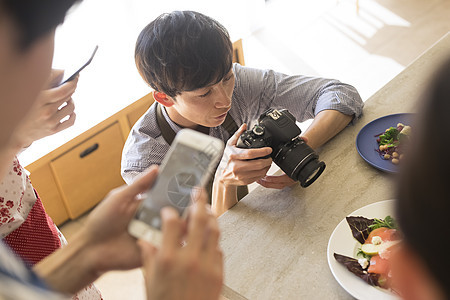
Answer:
[233,64,364,124]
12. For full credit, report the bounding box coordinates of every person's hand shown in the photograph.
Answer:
[257,173,297,189]
[139,189,223,300]
[12,69,78,149]
[215,124,272,187]
[78,166,159,273]
[34,166,159,294]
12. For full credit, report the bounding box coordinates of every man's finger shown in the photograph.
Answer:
[42,78,78,104]
[54,112,76,133]
[227,123,247,146]
[259,174,296,184]
[205,216,221,255]
[257,175,297,189]
[47,69,65,87]
[185,198,208,254]
[137,239,158,277]
[51,99,75,123]
[228,147,272,161]
[123,165,159,197]
[160,207,183,250]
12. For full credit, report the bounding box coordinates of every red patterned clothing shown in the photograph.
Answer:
[0,157,102,299]
[3,192,61,265]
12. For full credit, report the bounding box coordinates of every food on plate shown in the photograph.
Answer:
[375,123,411,164]
[334,215,401,292]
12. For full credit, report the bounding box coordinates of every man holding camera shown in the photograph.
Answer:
[121,11,364,216]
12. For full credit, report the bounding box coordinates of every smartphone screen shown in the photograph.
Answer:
[134,140,219,230]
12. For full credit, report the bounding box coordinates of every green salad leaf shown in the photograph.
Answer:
[379,127,399,146]
[368,215,397,230]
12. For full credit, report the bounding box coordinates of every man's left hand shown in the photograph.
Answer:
[257,173,297,189]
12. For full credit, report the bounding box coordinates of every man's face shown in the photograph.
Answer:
[170,69,235,128]
[0,15,54,164]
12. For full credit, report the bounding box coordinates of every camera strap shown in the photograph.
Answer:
[156,103,248,201]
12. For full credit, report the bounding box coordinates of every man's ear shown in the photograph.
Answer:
[153,91,174,107]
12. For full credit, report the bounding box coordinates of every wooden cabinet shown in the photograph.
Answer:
[27,93,154,225]
[50,122,125,219]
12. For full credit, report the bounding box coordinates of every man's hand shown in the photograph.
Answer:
[257,174,297,189]
[12,69,78,149]
[140,189,223,300]
[34,166,159,294]
[79,166,159,274]
[216,124,272,186]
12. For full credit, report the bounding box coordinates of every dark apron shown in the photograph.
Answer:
[155,103,249,203]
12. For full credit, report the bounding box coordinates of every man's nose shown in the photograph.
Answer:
[215,86,232,108]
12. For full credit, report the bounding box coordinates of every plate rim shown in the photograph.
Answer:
[356,113,414,173]
[327,199,400,300]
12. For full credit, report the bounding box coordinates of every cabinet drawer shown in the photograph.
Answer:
[50,122,126,219]
[29,164,69,225]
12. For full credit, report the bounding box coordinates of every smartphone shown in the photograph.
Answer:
[128,128,224,246]
[58,45,98,86]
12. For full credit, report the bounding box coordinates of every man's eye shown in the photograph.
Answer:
[224,74,233,82]
[199,90,212,98]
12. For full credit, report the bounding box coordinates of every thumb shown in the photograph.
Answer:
[138,239,158,278]
[123,165,159,198]
[227,123,247,146]
[47,69,65,88]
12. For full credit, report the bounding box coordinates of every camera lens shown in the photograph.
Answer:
[272,139,326,187]
[296,158,325,187]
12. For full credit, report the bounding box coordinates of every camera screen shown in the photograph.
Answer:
[134,142,218,230]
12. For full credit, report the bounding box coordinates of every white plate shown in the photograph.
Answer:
[327,200,400,300]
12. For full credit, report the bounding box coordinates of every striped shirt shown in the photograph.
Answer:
[121,63,364,184]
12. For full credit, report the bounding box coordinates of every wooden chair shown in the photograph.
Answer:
[232,39,245,66]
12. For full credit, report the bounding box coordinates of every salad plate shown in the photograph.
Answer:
[356,113,414,173]
[327,200,400,300]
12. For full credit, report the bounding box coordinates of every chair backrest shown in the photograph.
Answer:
[232,39,245,66]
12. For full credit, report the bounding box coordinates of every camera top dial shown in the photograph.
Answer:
[252,125,265,136]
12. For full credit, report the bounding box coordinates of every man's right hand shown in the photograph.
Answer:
[215,124,273,187]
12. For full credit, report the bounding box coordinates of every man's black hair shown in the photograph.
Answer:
[0,0,79,50]
[135,11,233,98]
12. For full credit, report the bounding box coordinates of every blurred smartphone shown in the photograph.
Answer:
[58,45,98,86]
[128,128,224,246]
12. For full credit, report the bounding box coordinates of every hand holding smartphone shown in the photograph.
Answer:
[58,45,98,86]
[128,129,224,246]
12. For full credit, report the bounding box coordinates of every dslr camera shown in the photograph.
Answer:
[236,108,325,187]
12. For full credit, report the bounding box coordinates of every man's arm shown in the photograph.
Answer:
[300,109,353,150]
[257,110,353,188]
[237,67,363,189]
[212,124,272,216]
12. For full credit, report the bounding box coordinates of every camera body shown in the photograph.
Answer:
[236,108,325,187]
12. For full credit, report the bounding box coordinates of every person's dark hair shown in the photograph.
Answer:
[0,0,79,50]
[396,56,450,298]
[135,11,233,98]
